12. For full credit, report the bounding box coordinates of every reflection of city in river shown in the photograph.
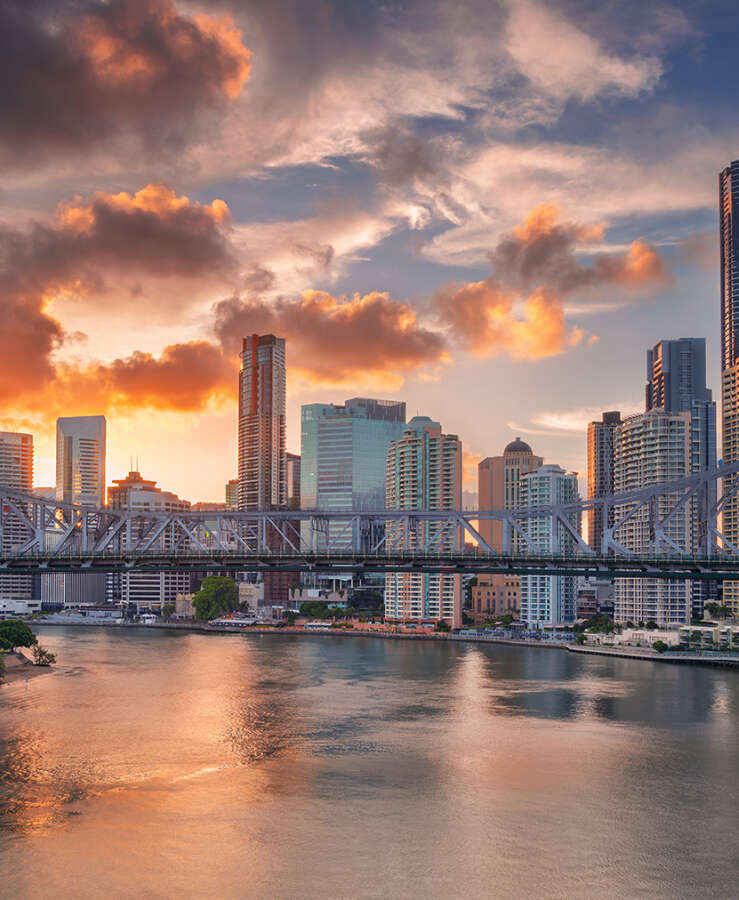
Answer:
[1,627,738,899]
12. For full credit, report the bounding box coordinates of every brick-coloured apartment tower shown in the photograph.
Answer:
[238,334,288,605]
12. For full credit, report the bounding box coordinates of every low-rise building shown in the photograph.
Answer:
[0,597,42,619]
[678,623,739,648]
[583,627,681,648]
[469,575,519,623]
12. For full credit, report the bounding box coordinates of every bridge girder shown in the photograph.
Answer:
[1,462,739,577]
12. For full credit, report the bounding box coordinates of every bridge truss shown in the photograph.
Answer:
[2,463,739,579]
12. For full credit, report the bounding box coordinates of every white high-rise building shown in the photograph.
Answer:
[613,410,692,625]
[47,416,107,608]
[384,416,462,628]
[0,431,34,610]
[56,416,106,506]
[518,465,580,627]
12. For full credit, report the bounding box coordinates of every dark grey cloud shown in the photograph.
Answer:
[0,0,251,165]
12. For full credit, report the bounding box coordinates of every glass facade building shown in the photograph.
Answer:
[300,398,406,548]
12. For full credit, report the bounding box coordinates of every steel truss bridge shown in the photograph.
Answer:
[2,463,739,579]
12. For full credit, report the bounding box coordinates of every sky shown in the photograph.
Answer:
[1,0,737,502]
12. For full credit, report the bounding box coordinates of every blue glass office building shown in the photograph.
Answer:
[300,398,406,548]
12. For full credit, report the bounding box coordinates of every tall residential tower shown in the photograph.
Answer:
[720,162,739,615]
[238,334,287,605]
[0,432,34,611]
[384,416,462,628]
[586,411,621,553]
[238,334,286,511]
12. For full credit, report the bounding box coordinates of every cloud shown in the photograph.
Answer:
[0,184,234,404]
[503,0,661,102]
[489,204,671,295]
[680,231,718,272]
[52,342,236,412]
[509,400,642,437]
[0,0,251,165]
[213,289,449,389]
[433,204,668,359]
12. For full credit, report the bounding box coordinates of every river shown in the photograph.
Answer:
[1,626,738,899]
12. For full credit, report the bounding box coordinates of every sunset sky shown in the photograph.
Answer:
[2,0,736,501]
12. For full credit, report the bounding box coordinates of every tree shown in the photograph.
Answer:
[161,603,175,618]
[0,619,37,649]
[652,640,669,653]
[32,645,56,666]
[299,601,330,619]
[285,611,297,625]
[0,652,5,682]
[435,620,451,632]
[192,576,239,621]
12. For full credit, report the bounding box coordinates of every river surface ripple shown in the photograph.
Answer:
[1,626,738,899]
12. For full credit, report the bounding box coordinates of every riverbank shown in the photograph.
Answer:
[32,617,739,668]
[568,643,739,668]
[34,617,571,648]
[0,650,51,685]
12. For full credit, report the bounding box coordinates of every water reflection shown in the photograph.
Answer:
[1,627,738,900]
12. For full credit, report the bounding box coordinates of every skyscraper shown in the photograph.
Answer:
[56,416,106,505]
[0,431,33,610]
[477,438,543,551]
[720,161,739,373]
[646,338,716,472]
[587,412,621,553]
[518,465,580,626]
[613,411,692,625]
[720,162,739,616]
[472,439,542,622]
[646,338,717,616]
[384,416,462,628]
[238,334,286,511]
[238,334,287,605]
[49,416,107,608]
[300,398,406,517]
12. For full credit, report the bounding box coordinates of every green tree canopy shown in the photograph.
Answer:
[192,576,239,621]
[299,601,330,619]
[0,619,38,649]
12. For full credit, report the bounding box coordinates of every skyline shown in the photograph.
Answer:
[2,0,736,500]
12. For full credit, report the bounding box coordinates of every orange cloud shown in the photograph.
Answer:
[0,184,234,407]
[434,281,575,360]
[435,204,669,359]
[214,290,449,390]
[58,184,230,232]
[51,342,236,413]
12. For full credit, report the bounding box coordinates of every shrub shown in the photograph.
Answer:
[652,640,669,654]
